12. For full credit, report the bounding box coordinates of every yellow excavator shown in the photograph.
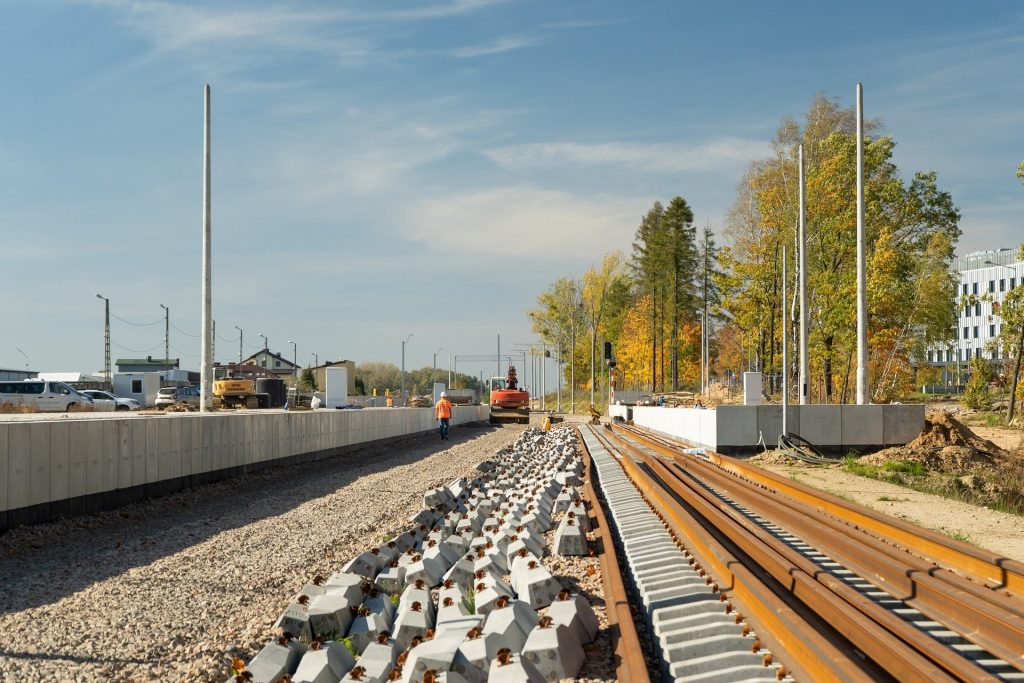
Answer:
[213,379,259,409]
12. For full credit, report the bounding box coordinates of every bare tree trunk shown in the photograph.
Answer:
[823,335,835,403]
[650,285,657,392]
[1009,326,1024,423]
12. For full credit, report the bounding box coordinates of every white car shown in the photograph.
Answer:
[82,390,140,412]
[0,380,94,412]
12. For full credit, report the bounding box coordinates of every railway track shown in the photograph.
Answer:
[579,422,1024,682]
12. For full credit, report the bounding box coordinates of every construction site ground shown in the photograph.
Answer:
[753,408,1024,563]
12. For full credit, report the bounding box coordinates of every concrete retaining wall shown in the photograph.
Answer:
[0,405,488,533]
[631,404,924,454]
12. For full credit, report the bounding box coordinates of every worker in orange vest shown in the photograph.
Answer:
[435,391,453,440]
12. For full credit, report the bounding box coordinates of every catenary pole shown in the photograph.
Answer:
[798,143,809,405]
[200,84,213,411]
[856,82,869,404]
[782,245,789,437]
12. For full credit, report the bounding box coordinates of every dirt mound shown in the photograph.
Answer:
[908,411,1003,454]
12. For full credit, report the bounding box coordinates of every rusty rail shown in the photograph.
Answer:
[586,425,885,682]
[577,427,651,683]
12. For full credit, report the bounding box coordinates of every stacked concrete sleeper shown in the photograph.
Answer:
[579,429,784,682]
[228,427,599,683]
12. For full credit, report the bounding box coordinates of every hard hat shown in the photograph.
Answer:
[441,392,448,398]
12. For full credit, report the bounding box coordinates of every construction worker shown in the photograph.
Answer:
[436,391,453,440]
[542,413,552,431]
[589,404,601,424]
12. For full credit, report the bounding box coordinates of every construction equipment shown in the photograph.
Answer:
[213,379,259,409]
[589,404,602,424]
[489,366,530,424]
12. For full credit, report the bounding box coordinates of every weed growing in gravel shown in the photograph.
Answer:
[948,530,973,543]
[337,637,357,658]
[462,584,476,613]
[877,495,907,502]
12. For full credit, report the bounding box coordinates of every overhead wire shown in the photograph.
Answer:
[110,313,163,327]
[111,341,164,353]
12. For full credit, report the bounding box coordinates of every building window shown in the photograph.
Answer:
[993,350,999,360]
[963,327,969,339]
[1013,278,1017,289]
[989,280,996,293]
[1000,279,1006,292]
[927,350,934,362]
[973,326,979,338]
[975,303,981,316]
[973,282,978,294]
[261,360,266,368]
[962,283,968,295]
[275,361,281,368]
[976,348,982,359]
[964,304,971,317]
[131,379,142,393]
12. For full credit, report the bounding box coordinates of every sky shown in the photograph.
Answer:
[1,0,1023,380]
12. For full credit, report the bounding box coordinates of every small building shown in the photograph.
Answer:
[0,367,35,381]
[115,357,180,373]
[113,373,162,407]
[312,360,356,395]
[214,362,273,381]
[242,350,300,378]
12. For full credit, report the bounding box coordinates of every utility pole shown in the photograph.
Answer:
[433,346,443,380]
[401,333,412,405]
[212,320,216,364]
[541,342,546,411]
[448,353,452,388]
[96,294,111,390]
[782,245,789,437]
[855,81,869,405]
[288,340,297,378]
[496,334,501,378]
[159,304,170,364]
[798,143,809,405]
[200,83,213,412]
[235,326,243,364]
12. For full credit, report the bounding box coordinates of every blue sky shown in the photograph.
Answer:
[2,0,1022,380]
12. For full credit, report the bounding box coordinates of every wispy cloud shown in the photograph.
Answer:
[485,137,771,173]
[401,186,646,259]
[452,33,541,58]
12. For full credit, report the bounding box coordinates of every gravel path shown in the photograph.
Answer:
[0,424,522,682]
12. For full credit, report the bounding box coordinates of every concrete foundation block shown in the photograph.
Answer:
[521,620,584,681]
[485,651,545,682]
[362,589,397,630]
[553,518,586,556]
[437,595,471,626]
[291,641,355,683]
[547,593,599,644]
[451,630,503,682]
[401,629,465,682]
[481,598,538,652]
[347,609,391,654]
[246,637,306,683]
[433,614,483,638]
[400,582,436,621]
[505,536,544,568]
[376,563,407,595]
[393,599,434,650]
[565,507,589,532]
[405,552,448,588]
[444,533,470,556]
[274,598,312,640]
[350,638,398,683]
[308,593,355,640]
[442,555,477,590]
[343,551,380,580]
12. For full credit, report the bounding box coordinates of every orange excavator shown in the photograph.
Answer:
[489,365,530,424]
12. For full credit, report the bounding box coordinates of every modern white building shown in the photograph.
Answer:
[926,247,1023,383]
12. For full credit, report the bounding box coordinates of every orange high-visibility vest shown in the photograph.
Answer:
[436,399,452,419]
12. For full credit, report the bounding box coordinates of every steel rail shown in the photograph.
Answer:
[587,426,883,683]
[577,428,651,683]
[600,427,965,683]
[618,424,1024,595]
[656,440,1024,673]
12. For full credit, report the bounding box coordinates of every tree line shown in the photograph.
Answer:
[530,93,990,405]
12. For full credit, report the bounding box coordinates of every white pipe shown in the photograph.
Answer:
[782,245,788,436]
[200,84,213,412]
[798,143,809,405]
[856,82,869,404]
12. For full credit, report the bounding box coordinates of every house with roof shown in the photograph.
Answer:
[241,350,300,377]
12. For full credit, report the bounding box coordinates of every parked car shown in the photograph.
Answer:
[82,390,140,412]
[0,380,94,412]
[155,385,200,409]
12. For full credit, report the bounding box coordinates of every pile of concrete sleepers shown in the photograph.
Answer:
[227,427,599,683]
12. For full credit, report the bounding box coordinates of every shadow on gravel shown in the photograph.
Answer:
[0,423,511,615]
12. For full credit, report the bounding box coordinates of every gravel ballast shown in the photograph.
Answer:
[0,425,523,681]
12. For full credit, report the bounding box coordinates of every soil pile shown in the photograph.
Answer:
[856,411,1005,477]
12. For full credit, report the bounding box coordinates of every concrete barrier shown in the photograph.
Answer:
[631,404,924,455]
[0,406,489,532]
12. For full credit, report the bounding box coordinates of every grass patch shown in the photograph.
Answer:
[877,495,907,502]
[948,530,973,543]
[882,460,926,477]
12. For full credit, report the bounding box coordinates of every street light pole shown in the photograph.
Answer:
[258,333,267,352]
[401,333,413,405]
[96,294,111,390]
[288,340,297,378]
[15,347,29,372]
[235,326,243,364]
[434,346,443,381]
[159,303,169,364]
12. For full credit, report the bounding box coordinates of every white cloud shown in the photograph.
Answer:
[401,186,647,259]
[485,137,771,172]
[452,34,541,58]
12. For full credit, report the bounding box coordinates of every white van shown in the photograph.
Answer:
[0,380,95,412]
